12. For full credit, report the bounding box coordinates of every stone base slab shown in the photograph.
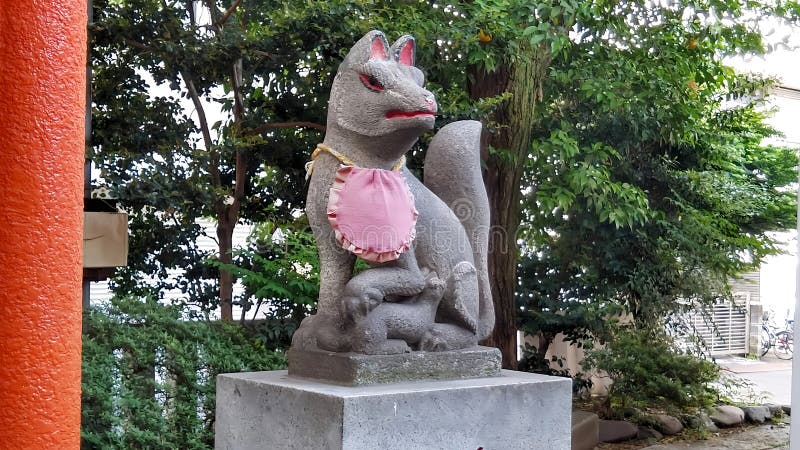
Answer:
[287,345,501,386]
[215,369,572,450]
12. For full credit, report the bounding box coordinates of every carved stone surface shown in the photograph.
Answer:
[287,345,501,386]
[215,370,572,450]
[291,30,495,355]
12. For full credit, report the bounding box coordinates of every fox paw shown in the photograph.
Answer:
[419,327,448,352]
[341,287,383,322]
[425,275,446,295]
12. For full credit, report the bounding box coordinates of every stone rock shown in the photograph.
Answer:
[695,412,719,432]
[741,405,771,423]
[637,426,663,441]
[765,403,784,417]
[709,405,745,427]
[651,413,684,435]
[782,404,791,415]
[571,410,599,450]
[599,420,639,443]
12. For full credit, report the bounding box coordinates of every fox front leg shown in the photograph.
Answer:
[339,250,426,325]
[292,224,357,352]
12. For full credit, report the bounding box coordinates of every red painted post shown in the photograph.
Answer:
[0,1,87,448]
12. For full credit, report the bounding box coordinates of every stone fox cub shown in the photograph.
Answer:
[291,31,494,354]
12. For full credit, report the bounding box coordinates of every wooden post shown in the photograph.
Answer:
[0,1,87,448]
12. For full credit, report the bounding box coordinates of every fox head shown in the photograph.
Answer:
[328,31,437,137]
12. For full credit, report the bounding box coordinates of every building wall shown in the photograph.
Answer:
[90,219,254,316]
[525,271,763,398]
[731,271,762,356]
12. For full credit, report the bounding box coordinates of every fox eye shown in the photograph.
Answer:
[359,73,385,92]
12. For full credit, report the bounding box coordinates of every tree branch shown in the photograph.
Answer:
[246,121,326,136]
[250,50,274,59]
[230,149,247,223]
[180,71,222,190]
[187,0,196,30]
[230,61,245,125]
[215,0,242,28]
[229,58,247,224]
[125,38,152,52]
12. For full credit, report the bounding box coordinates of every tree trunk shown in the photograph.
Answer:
[217,220,234,321]
[217,56,247,322]
[468,43,549,369]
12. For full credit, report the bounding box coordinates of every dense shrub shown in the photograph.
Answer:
[81,297,285,449]
[583,327,719,413]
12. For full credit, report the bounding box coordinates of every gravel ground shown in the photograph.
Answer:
[591,355,794,449]
[642,421,790,449]
[595,417,791,450]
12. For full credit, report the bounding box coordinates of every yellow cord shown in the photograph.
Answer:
[392,156,406,171]
[305,144,406,179]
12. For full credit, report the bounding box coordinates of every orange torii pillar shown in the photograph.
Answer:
[0,1,87,448]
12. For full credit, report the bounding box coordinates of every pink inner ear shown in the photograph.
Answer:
[370,38,388,60]
[398,42,414,66]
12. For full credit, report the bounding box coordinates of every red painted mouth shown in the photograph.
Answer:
[385,110,436,119]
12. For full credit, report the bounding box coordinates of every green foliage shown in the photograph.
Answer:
[90,0,800,409]
[582,328,720,411]
[517,1,798,358]
[81,297,285,449]
[518,343,593,394]
[89,0,586,345]
[89,0,357,313]
[210,225,320,348]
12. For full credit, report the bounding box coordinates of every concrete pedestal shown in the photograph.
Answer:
[287,346,501,385]
[215,370,571,450]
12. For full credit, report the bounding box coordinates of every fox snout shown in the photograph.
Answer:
[425,98,437,113]
[382,81,437,119]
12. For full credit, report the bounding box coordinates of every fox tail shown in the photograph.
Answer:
[423,120,495,341]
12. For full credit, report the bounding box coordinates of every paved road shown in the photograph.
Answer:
[716,355,792,405]
[735,369,792,405]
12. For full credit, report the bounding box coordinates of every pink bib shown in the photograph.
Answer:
[327,166,418,263]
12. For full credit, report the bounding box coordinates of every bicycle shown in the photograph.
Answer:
[760,313,793,360]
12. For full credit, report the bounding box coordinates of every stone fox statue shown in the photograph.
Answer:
[291,30,494,354]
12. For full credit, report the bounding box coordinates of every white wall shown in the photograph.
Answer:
[729,49,800,327]
[89,219,253,319]
[761,231,797,324]
[759,72,800,325]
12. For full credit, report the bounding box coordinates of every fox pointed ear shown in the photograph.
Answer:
[391,35,416,66]
[368,32,390,61]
